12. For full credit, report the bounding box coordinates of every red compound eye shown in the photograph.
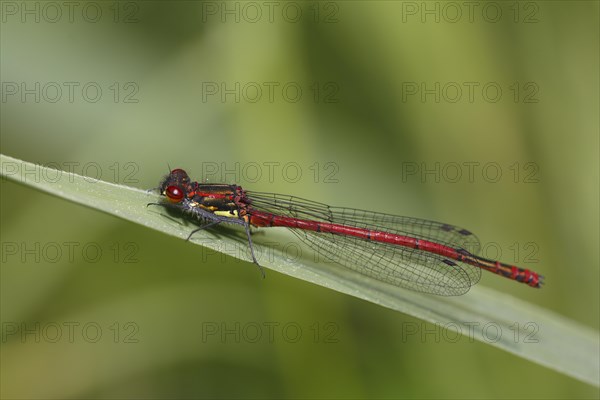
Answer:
[165,185,184,203]
[171,168,187,176]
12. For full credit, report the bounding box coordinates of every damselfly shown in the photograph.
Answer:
[148,168,543,296]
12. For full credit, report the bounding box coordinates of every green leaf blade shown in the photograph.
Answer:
[2,153,598,387]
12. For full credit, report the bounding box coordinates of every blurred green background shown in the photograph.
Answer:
[1,1,598,398]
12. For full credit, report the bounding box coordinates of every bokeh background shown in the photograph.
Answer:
[1,1,598,398]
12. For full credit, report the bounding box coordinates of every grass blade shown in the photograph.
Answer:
[1,152,598,387]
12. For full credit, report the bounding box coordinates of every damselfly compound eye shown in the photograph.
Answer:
[171,168,187,176]
[165,185,184,203]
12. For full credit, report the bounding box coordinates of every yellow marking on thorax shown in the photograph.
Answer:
[214,210,239,219]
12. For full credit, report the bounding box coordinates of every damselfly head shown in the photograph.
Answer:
[158,168,191,195]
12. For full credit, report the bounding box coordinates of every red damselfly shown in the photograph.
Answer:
[148,168,543,296]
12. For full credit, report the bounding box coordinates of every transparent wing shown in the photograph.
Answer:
[247,191,482,295]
